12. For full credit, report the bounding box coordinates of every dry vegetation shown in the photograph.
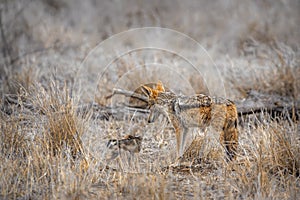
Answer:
[0,0,299,199]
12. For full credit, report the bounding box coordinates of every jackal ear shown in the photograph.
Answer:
[156,81,165,92]
[141,85,154,98]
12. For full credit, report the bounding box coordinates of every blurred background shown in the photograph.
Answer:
[1,0,299,99]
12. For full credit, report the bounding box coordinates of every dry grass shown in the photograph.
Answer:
[2,78,299,199]
[0,38,299,200]
[0,79,90,199]
[231,119,299,199]
[229,36,300,99]
[32,80,85,159]
[1,0,300,199]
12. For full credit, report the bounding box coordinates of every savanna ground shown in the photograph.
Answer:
[0,0,299,199]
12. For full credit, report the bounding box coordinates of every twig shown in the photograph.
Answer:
[106,88,149,102]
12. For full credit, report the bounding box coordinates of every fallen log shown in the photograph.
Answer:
[235,90,299,121]
[106,88,300,122]
[77,102,149,120]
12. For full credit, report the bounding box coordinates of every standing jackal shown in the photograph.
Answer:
[142,81,238,161]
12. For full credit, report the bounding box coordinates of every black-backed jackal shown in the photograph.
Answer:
[142,81,238,161]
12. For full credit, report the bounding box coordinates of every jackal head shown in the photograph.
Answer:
[141,81,176,123]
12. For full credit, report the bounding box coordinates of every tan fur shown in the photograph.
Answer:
[143,81,238,161]
[128,81,169,109]
[180,136,204,164]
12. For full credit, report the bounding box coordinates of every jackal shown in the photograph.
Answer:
[142,82,238,161]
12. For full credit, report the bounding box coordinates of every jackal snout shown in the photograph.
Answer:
[148,115,154,123]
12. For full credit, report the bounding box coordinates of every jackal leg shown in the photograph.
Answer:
[172,121,186,157]
[222,118,238,161]
[174,126,181,157]
[180,128,188,156]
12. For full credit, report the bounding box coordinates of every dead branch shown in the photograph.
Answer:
[77,102,149,120]
[106,88,149,102]
[235,90,299,121]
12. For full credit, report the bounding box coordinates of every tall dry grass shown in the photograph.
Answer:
[0,77,90,199]
[230,119,299,199]
[229,35,299,100]
[0,53,299,199]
